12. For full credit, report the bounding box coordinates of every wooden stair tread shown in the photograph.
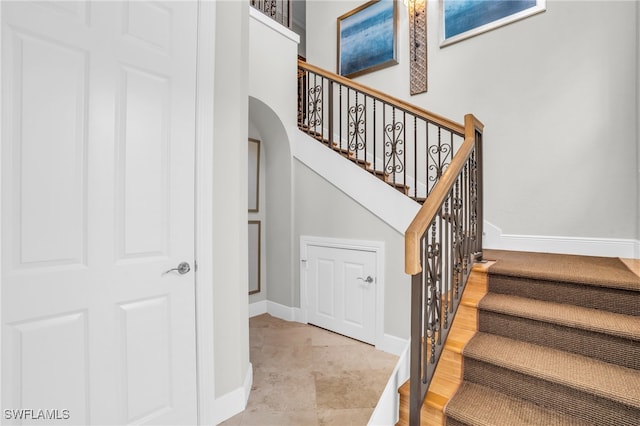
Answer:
[460,288,486,307]
[444,329,476,353]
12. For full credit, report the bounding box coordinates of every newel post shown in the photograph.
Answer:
[464,114,484,260]
[409,262,423,426]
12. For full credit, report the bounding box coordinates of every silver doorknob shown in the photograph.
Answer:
[357,276,374,284]
[164,262,191,275]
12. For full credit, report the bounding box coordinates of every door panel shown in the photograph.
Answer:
[11,30,88,269]
[2,2,199,424]
[118,296,172,423]
[307,245,376,344]
[316,258,335,317]
[116,66,170,260]
[343,261,366,326]
[11,312,89,424]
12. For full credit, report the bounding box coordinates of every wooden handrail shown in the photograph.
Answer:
[298,60,465,135]
[405,114,484,275]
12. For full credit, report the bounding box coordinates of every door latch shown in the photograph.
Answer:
[163,262,191,275]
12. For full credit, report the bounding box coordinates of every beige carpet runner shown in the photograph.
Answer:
[444,250,640,426]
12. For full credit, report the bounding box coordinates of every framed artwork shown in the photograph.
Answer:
[248,138,260,212]
[441,0,546,47]
[337,0,397,78]
[248,220,261,295]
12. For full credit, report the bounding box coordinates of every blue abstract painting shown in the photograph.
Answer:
[338,0,397,77]
[442,0,545,46]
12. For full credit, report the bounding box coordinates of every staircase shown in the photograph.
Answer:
[297,60,485,426]
[297,60,470,206]
[298,127,415,199]
[429,249,640,426]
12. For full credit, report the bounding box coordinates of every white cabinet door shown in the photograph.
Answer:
[307,245,377,344]
[2,2,198,424]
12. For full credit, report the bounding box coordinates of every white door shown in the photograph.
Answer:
[306,245,377,344]
[2,2,199,425]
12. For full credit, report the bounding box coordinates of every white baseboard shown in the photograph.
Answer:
[248,300,267,317]
[368,342,410,426]
[249,300,305,323]
[265,300,299,322]
[213,363,253,425]
[484,221,640,259]
[376,334,408,357]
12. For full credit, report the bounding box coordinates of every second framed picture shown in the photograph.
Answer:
[248,220,261,295]
[441,0,546,47]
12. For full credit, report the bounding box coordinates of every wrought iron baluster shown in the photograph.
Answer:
[328,80,334,149]
[437,208,443,347]
[384,108,404,184]
[463,162,469,273]
[373,101,377,173]
[413,117,418,199]
[307,73,323,134]
[470,147,479,254]
[339,84,343,152]
[364,95,368,169]
[425,122,430,196]
[321,77,326,141]
[348,92,365,156]
[453,178,463,299]
[403,112,407,190]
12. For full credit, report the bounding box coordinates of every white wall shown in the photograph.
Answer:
[637,1,640,251]
[292,20,306,57]
[212,0,251,400]
[306,0,639,249]
[248,10,300,307]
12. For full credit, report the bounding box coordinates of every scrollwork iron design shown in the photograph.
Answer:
[348,103,366,152]
[428,144,452,182]
[384,121,404,175]
[451,180,464,299]
[424,221,441,365]
[307,85,323,128]
[266,0,278,18]
[469,149,479,253]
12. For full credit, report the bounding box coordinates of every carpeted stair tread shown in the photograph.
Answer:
[445,382,583,426]
[478,293,640,341]
[483,249,640,292]
[486,274,639,316]
[463,333,640,409]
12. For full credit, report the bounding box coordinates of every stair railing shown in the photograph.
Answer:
[405,114,484,426]
[298,60,465,202]
[250,0,292,29]
[296,60,483,425]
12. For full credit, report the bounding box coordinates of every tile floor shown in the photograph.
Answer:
[220,314,399,426]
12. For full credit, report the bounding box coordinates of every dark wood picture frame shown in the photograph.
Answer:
[248,220,261,295]
[248,138,260,212]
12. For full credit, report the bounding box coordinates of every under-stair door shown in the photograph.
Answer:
[1,2,198,424]
[306,245,376,344]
